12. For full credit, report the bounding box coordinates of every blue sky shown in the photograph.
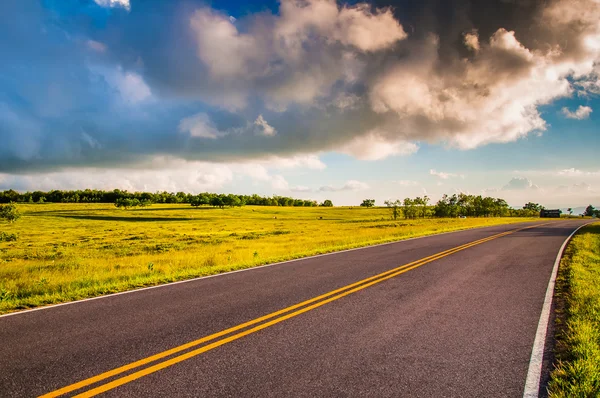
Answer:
[0,0,599,208]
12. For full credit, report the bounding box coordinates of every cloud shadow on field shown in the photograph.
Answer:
[54,215,195,222]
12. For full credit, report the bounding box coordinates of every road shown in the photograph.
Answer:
[0,220,589,397]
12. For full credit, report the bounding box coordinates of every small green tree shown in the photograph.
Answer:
[584,205,596,217]
[567,207,573,216]
[360,199,375,208]
[384,200,402,220]
[321,200,333,207]
[0,203,20,223]
[115,198,141,210]
[523,202,543,212]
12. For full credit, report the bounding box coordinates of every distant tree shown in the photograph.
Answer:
[321,200,333,207]
[584,205,596,217]
[403,198,418,219]
[223,194,243,207]
[0,203,21,223]
[567,207,573,216]
[416,195,430,218]
[210,196,225,209]
[523,202,543,212]
[115,198,141,210]
[360,199,375,208]
[384,200,402,220]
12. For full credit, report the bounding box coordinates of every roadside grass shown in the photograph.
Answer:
[0,203,540,314]
[549,222,600,397]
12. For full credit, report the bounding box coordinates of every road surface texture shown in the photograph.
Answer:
[0,220,589,397]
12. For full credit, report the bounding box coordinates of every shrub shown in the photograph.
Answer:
[0,232,18,242]
[0,203,20,223]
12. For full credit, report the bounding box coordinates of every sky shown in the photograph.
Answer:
[0,0,599,209]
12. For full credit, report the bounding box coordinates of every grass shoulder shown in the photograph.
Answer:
[548,222,600,397]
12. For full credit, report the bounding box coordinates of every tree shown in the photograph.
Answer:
[567,207,573,216]
[403,198,418,219]
[210,196,225,209]
[523,202,543,212]
[360,199,375,208]
[0,203,21,223]
[384,200,402,220]
[321,200,333,207]
[584,205,596,217]
[115,198,141,210]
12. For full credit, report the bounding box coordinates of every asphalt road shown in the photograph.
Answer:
[0,220,589,397]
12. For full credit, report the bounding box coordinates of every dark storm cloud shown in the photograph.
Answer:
[0,0,598,173]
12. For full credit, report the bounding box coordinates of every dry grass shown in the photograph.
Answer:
[0,203,539,314]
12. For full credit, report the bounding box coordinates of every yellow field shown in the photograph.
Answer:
[0,203,539,314]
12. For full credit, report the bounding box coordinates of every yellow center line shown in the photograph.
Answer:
[40,223,546,397]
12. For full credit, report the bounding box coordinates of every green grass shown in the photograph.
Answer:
[0,203,540,314]
[549,222,600,397]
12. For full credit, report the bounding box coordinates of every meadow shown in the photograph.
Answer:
[0,203,539,314]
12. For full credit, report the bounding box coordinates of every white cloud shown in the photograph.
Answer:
[265,154,326,170]
[254,114,277,136]
[502,177,540,191]
[430,169,465,180]
[0,154,329,194]
[562,105,593,120]
[339,130,418,160]
[319,180,369,192]
[514,168,600,177]
[274,0,406,53]
[178,113,223,139]
[94,66,152,104]
[396,180,419,186]
[558,182,595,194]
[270,175,290,191]
[93,0,130,11]
[290,185,311,192]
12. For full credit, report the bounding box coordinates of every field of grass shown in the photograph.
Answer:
[0,203,540,314]
[548,222,600,397]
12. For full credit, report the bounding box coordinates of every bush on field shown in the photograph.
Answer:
[0,232,18,242]
[0,203,20,223]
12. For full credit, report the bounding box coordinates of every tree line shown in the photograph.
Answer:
[0,189,327,208]
[370,194,557,219]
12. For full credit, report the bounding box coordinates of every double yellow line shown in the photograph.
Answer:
[41,224,541,397]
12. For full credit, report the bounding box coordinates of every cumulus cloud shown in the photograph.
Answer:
[340,131,419,160]
[2,0,600,173]
[502,177,540,191]
[562,106,593,120]
[319,180,369,192]
[464,30,480,51]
